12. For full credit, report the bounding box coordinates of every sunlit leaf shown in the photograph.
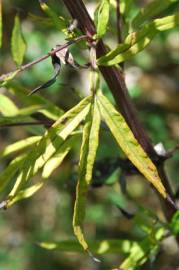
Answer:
[97,92,167,198]
[42,134,79,178]
[95,0,110,38]
[11,15,26,66]
[0,0,2,48]
[0,94,19,116]
[98,13,179,65]
[0,136,41,158]
[73,97,101,251]
[132,0,177,29]
[6,96,91,199]
[7,182,44,207]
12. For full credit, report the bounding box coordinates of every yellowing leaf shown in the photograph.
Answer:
[73,97,101,251]
[97,92,167,198]
[11,15,26,66]
[7,96,91,199]
[6,182,43,208]
[42,135,79,178]
[0,136,41,158]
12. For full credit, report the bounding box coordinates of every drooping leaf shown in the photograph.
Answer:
[73,97,101,251]
[11,15,26,66]
[5,96,91,200]
[0,0,2,48]
[97,13,179,65]
[97,92,167,198]
[95,0,110,38]
[132,0,177,29]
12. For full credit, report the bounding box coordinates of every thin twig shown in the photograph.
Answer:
[0,35,87,82]
[0,120,54,128]
[116,0,122,44]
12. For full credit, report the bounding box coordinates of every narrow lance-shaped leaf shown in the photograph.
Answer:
[73,97,101,251]
[98,13,179,66]
[7,96,91,198]
[0,0,2,48]
[39,0,68,34]
[95,0,110,38]
[132,0,177,29]
[0,94,19,116]
[97,92,167,198]
[11,15,26,66]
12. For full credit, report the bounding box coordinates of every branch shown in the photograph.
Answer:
[62,0,178,225]
[116,0,122,44]
[0,35,87,82]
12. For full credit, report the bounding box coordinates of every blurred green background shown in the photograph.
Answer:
[0,0,179,269]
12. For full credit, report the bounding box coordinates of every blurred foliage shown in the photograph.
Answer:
[0,0,179,269]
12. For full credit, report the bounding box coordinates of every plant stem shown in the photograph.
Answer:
[0,35,87,82]
[62,0,178,225]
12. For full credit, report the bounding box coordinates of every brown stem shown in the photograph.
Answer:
[62,0,178,224]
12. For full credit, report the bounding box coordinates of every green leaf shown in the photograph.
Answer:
[97,92,167,199]
[0,136,41,158]
[119,228,164,270]
[170,211,179,235]
[42,134,79,178]
[0,0,2,48]
[10,84,64,120]
[0,153,27,192]
[38,239,138,253]
[11,15,26,66]
[95,0,110,38]
[73,97,101,251]
[5,96,91,200]
[7,182,44,207]
[98,13,179,65]
[132,0,177,29]
[39,1,67,34]
[0,94,19,116]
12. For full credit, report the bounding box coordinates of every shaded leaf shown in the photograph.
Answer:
[11,15,26,66]
[39,1,67,34]
[170,211,179,235]
[73,97,101,251]
[97,92,167,198]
